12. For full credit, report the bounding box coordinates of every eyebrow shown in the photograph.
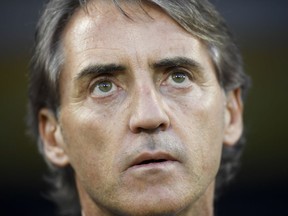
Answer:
[75,63,126,82]
[74,56,203,83]
[151,56,203,72]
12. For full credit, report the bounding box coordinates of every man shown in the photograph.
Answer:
[28,0,250,215]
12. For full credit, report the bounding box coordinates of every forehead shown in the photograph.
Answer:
[61,1,210,73]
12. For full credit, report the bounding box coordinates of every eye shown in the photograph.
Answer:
[171,72,187,83]
[91,79,117,97]
[166,71,192,88]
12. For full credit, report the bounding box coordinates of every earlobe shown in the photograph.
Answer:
[223,88,243,146]
[38,108,69,167]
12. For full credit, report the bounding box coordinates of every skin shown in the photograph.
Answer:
[39,1,243,216]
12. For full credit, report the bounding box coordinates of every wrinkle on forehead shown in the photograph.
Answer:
[84,0,161,21]
[70,0,186,34]
[60,0,215,88]
[62,0,200,54]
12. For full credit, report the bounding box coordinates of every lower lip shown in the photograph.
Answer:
[128,160,178,172]
[123,161,181,182]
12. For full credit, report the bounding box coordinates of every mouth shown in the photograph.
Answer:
[137,159,168,165]
[128,152,178,170]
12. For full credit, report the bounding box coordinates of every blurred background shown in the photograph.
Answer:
[0,0,287,215]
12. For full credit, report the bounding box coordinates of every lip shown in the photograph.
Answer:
[127,151,179,171]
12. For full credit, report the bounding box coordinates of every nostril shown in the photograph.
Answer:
[132,122,168,134]
[159,122,168,131]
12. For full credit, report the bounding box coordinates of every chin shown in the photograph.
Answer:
[116,203,183,216]
[112,189,195,216]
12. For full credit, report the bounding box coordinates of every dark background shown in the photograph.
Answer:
[1,0,287,215]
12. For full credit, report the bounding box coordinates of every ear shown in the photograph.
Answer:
[38,108,69,167]
[223,88,243,146]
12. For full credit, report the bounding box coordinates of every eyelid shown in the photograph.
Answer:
[165,66,195,81]
[158,67,194,90]
[89,75,120,98]
[89,74,113,93]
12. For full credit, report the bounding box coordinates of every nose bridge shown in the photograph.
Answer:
[137,84,160,113]
[129,80,170,133]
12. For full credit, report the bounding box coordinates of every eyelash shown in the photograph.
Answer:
[89,75,117,94]
[88,68,193,97]
[164,68,194,84]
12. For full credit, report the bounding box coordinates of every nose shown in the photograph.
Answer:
[129,86,170,133]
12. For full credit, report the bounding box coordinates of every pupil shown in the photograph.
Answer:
[99,81,112,92]
[172,73,186,83]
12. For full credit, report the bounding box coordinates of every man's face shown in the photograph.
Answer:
[41,1,242,215]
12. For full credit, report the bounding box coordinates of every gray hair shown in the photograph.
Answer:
[28,0,250,215]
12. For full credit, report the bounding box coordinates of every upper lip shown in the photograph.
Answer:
[128,151,178,169]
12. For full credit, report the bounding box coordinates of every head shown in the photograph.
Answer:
[28,0,250,215]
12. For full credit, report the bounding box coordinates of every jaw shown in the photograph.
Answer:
[77,173,216,216]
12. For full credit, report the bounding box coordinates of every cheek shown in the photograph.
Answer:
[168,90,225,172]
[170,89,225,140]
[60,106,120,184]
